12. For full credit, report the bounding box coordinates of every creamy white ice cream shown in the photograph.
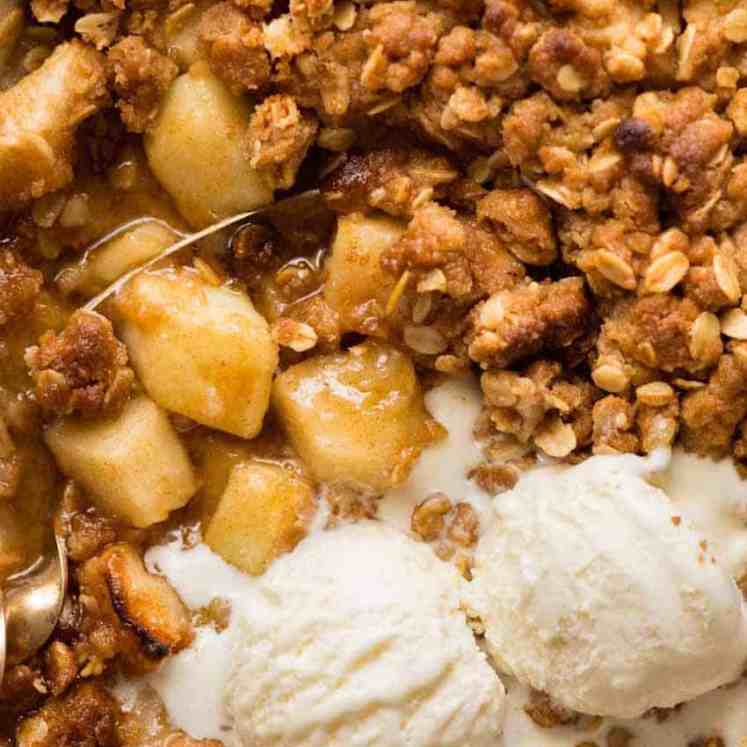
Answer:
[469,453,747,719]
[224,521,505,747]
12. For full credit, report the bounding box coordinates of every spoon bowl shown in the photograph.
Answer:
[0,533,68,680]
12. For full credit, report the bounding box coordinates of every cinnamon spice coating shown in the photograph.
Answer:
[4,0,747,741]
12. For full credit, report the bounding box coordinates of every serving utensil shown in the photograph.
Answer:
[0,532,68,683]
[84,189,329,312]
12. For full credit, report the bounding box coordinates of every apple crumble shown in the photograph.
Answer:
[2,0,747,744]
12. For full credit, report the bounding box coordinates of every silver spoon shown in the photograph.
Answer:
[83,189,329,312]
[0,532,68,682]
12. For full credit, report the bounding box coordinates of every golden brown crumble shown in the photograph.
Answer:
[411,492,452,541]
[192,598,231,633]
[592,395,639,454]
[477,188,557,266]
[481,360,595,458]
[410,493,478,574]
[76,543,193,673]
[245,93,318,190]
[57,483,122,564]
[44,642,78,697]
[681,341,747,457]
[524,688,580,728]
[468,459,520,495]
[107,36,178,132]
[25,310,134,419]
[362,2,444,95]
[107,36,178,133]
[0,251,43,328]
[14,679,222,746]
[468,278,591,369]
[6,0,747,739]
[600,295,713,374]
[199,3,270,94]
[323,147,458,217]
[321,481,379,527]
[381,201,525,303]
[528,28,609,103]
[30,0,69,25]
[16,682,120,747]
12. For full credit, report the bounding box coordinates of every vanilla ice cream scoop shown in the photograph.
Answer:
[225,521,505,747]
[469,453,747,719]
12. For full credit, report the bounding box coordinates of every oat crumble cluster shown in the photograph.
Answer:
[2,0,747,744]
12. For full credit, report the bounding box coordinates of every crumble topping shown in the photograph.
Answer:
[16,682,120,747]
[25,310,134,419]
[322,146,458,217]
[524,688,580,728]
[198,3,270,95]
[3,0,747,743]
[245,93,319,190]
[410,492,478,575]
[320,481,380,527]
[468,277,591,369]
[107,36,178,133]
[0,251,43,328]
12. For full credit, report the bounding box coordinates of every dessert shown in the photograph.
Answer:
[4,0,747,744]
[225,522,505,747]
[470,453,747,718]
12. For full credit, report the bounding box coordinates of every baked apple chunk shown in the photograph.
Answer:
[145,64,272,228]
[323,212,405,333]
[204,460,315,576]
[116,269,278,439]
[0,40,108,210]
[272,341,439,491]
[46,395,197,528]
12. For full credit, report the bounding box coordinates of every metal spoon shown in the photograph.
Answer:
[0,532,68,682]
[83,189,330,312]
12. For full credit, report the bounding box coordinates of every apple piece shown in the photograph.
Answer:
[46,395,197,528]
